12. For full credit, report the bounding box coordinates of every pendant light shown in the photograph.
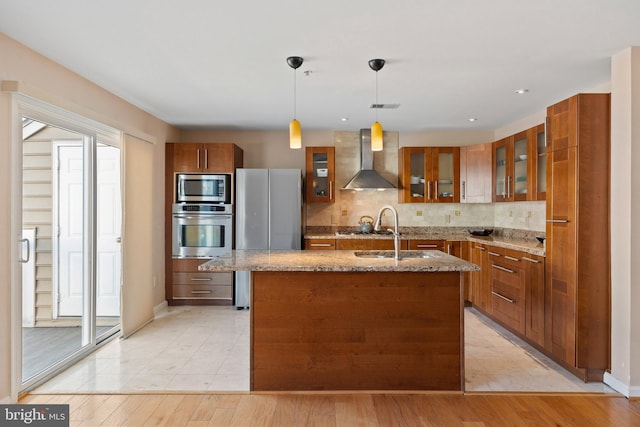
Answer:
[369,58,385,151]
[287,56,303,149]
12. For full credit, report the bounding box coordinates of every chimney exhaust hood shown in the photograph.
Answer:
[342,129,397,190]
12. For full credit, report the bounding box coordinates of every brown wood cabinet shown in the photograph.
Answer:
[399,147,460,203]
[305,146,335,203]
[305,238,336,250]
[492,124,545,202]
[460,143,493,203]
[469,243,491,313]
[488,248,526,335]
[408,239,444,251]
[164,142,243,306]
[545,93,610,381]
[336,239,407,250]
[170,142,243,173]
[523,253,545,347]
[170,259,233,305]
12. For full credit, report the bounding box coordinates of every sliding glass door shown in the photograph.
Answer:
[20,114,121,391]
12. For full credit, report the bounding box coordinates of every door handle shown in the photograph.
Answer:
[19,238,30,263]
[116,237,122,243]
[546,219,569,223]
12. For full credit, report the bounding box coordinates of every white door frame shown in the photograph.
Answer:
[10,94,122,399]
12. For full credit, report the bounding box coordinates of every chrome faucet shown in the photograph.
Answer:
[374,205,400,260]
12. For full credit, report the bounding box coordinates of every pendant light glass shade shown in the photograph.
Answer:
[289,118,301,149]
[371,121,383,151]
[287,56,303,149]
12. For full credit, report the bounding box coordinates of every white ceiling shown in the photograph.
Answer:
[2,0,640,132]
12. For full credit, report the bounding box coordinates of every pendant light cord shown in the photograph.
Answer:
[375,70,379,122]
[293,68,297,120]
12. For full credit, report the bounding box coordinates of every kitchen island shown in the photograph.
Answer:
[200,250,478,392]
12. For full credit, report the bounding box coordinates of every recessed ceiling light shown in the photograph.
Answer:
[468,118,478,122]
[340,117,349,122]
[515,89,529,94]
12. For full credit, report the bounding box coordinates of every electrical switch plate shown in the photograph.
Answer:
[454,210,461,216]
[341,209,348,216]
[416,210,423,216]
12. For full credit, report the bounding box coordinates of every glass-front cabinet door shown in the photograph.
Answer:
[399,147,459,203]
[493,137,512,202]
[513,130,529,201]
[534,123,546,200]
[433,148,459,203]
[305,147,335,203]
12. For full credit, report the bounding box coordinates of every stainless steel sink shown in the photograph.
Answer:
[354,250,440,259]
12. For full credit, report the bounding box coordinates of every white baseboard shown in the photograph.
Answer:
[153,300,168,318]
[604,372,640,398]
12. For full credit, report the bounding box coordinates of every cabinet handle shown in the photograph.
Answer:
[491,291,515,304]
[204,149,208,170]
[473,246,486,251]
[434,181,439,201]
[462,181,466,200]
[504,255,520,262]
[416,244,438,248]
[492,264,515,274]
[427,181,432,200]
[447,244,451,254]
[310,243,333,247]
[191,290,213,294]
[488,251,500,257]
[191,277,213,281]
[196,149,201,169]
[507,176,512,198]
[522,256,540,263]
[546,219,569,223]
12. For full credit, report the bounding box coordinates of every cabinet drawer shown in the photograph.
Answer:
[172,271,233,286]
[305,239,336,250]
[491,262,525,334]
[408,240,444,250]
[172,284,232,300]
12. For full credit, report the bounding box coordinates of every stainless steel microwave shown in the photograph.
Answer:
[176,173,231,204]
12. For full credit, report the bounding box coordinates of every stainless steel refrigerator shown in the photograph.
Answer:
[234,168,302,308]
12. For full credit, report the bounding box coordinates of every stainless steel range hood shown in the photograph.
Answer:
[343,129,397,190]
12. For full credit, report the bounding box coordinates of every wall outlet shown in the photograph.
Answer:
[341,209,348,216]
[454,210,461,216]
[528,211,532,218]
[509,210,513,217]
[416,210,423,216]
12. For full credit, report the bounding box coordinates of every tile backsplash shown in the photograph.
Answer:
[305,130,546,233]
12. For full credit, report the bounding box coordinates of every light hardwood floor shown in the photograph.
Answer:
[20,392,640,426]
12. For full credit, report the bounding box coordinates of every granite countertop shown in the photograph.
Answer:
[304,226,546,257]
[198,249,479,273]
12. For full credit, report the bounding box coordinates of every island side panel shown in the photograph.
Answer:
[251,271,463,391]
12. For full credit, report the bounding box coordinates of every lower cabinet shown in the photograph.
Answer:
[488,248,526,335]
[523,253,545,347]
[305,239,336,250]
[469,243,490,312]
[169,259,233,305]
[472,244,546,348]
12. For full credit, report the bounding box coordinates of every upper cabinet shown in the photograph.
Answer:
[171,143,243,174]
[305,146,335,203]
[399,147,460,203]
[460,142,492,203]
[492,124,545,202]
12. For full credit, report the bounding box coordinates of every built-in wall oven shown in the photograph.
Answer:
[172,203,233,258]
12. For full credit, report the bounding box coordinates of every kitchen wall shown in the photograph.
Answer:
[183,128,546,232]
